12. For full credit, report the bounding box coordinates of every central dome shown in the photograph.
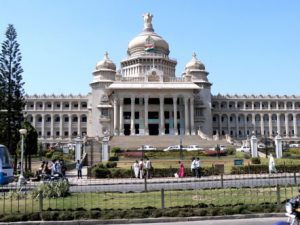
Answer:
[127,13,169,57]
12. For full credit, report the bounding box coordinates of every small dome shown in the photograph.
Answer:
[127,13,169,56]
[96,52,116,71]
[185,53,205,70]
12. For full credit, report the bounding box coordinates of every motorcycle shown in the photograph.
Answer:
[40,172,68,183]
[274,190,300,225]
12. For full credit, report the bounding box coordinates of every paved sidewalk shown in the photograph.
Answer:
[65,166,299,186]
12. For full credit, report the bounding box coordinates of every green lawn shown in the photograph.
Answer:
[1,185,298,214]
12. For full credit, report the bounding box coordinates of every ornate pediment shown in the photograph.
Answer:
[146,68,163,82]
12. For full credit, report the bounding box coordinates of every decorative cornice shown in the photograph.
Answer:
[212,94,300,100]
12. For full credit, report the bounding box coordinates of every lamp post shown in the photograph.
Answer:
[18,128,27,186]
[179,135,183,160]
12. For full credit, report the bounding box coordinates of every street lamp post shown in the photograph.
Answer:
[18,128,27,186]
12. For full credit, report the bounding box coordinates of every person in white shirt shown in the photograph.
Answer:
[138,158,145,179]
[132,160,139,178]
[191,157,196,177]
[145,157,153,179]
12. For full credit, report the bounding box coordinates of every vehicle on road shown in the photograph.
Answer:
[137,145,157,150]
[258,143,266,149]
[275,189,300,225]
[0,144,14,185]
[163,145,183,151]
[289,143,300,148]
[186,145,203,151]
[236,146,250,153]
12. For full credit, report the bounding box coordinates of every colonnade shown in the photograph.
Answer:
[213,113,300,139]
[113,95,195,136]
[26,113,87,139]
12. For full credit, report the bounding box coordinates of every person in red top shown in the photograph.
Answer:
[178,161,185,178]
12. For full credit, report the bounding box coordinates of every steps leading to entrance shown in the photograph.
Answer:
[109,135,229,150]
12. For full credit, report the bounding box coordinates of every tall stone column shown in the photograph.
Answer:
[219,113,222,137]
[51,114,54,138]
[68,114,72,139]
[59,114,63,139]
[184,96,190,135]
[293,113,298,137]
[252,114,256,135]
[285,114,289,137]
[41,115,45,138]
[227,113,231,136]
[173,96,178,135]
[119,97,124,135]
[236,115,239,138]
[244,114,248,138]
[130,96,135,135]
[77,114,81,137]
[32,114,36,128]
[144,96,149,135]
[276,113,281,135]
[113,97,118,135]
[190,96,195,135]
[260,114,264,136]
[268,113,273,137]
[159,96,165,135]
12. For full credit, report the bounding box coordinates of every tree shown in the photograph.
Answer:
[23,121,38,172]
[0,24,25,167]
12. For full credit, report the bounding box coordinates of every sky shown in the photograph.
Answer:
[0,0,299,96]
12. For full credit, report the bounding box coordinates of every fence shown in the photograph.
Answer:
[0,172,299,216]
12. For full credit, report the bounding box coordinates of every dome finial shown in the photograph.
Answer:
[143,13,154,32]
[192,52,197,60]
[104,51,109,59]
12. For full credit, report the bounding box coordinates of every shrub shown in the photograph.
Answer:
[111,147,121,155]
[106,161,117,168]
[109,156,119,161]
[91,167,111,178]
[244,154,251,159]
[251,157,261,164]
[31,180,70,199]
[51,151,63,161]
[226,148,235,155]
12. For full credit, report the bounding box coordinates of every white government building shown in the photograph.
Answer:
[24,13,300,146]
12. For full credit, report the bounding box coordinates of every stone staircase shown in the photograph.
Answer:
[109,135,229,150]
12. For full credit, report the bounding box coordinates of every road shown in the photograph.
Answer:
[112,217,286,225]
[69,176,298,192]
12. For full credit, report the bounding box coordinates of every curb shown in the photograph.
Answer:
[0,213,285,225]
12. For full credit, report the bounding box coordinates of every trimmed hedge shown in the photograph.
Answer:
[231,164,300,174]
[89,166,221,178]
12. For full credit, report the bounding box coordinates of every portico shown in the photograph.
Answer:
[109,87,198,136]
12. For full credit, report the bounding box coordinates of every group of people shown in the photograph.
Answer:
[38,160,67,179]
[132,157,153,179]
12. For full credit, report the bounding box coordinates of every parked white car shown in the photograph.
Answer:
[186,145,203,151]
[289,143,300,148]
[163,145,182,151]
[257,143,266,149]
[236,146,250,153]
[137,145,157,150]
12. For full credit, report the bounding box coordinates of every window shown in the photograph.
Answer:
[81,102,87,108]
[81,116,87,122]
[64,131,69,137]
[72,116,78,122]
[64,117,69,122]
[56,131,60,137]
[102,109,109,117]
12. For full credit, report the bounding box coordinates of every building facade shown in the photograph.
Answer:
[24,13,300,144]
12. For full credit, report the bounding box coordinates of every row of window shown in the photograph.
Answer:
[37,130,86,137]
[212,101,300,110]
[26,102,88,110]
[26,115,87,123]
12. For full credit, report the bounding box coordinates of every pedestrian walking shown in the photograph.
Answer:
[178,161,185,178]
[269,153,277,174]
[138,158,144,179]
[133,160,139,178]
[76,160,83,179]
[145,157,153,179]
[191,157,196,177]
